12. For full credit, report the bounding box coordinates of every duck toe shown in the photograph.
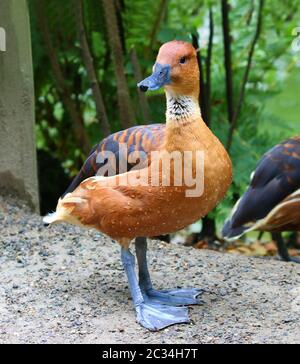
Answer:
[136,303,190,331]
[143,287,204,306]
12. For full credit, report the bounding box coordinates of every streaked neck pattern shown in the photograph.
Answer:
[166,93,201,124]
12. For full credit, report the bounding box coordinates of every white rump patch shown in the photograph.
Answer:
[43,212,58,225]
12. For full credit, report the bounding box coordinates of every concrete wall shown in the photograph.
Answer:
[0,0,39,212]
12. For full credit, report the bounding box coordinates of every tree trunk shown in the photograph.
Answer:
[205,7,214,127]
[147,0,168,55]
[75,0,111,137]
[130,48,151,123]
[221,0,234,125]
[35,0,91,155]
[192,34,207,124]
[115,0,126,54]
[102,0,134,129]
[192,9,214,126]
[226,0,264,151]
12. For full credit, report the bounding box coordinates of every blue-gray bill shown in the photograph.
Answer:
[137,63,171,92]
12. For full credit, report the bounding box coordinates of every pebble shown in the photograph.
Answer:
[219,288,227,296]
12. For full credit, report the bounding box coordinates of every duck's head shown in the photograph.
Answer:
[138,40,199,98]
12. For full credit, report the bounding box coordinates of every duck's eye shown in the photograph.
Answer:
[179,57,186,64]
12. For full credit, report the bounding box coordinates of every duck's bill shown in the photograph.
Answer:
[137,63,171,92]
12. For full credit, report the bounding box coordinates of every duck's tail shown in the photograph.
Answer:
[43,211,59,225]
[221,219,254,240]
[221,193,258,240]
[43,194,87,227]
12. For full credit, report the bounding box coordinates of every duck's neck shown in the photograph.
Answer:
[164,91,210,152]
[165,92,201,126]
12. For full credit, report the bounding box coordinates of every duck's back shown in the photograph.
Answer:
[63,124,165,197]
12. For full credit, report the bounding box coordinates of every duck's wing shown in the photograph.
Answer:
[62,124,165,197]
[222,136,300,239]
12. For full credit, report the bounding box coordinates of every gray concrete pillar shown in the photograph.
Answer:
[0,0,39,212]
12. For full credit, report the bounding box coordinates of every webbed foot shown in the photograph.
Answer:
[136,302,190,331]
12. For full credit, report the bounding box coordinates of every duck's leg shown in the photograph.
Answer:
[272,233,300,263]
[121,247,190,331]
[135,237,203,306]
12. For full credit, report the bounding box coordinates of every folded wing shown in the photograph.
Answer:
[222,136,300,238]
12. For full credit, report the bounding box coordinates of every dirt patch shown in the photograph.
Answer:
[0,195,299,343]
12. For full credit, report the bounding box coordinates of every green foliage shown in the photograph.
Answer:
[124,0,159,49]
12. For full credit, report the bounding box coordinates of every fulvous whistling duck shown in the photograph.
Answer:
[44,40,232,331]
[222,136,300,263]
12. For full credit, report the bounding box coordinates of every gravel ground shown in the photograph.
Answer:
[0,195,299,344]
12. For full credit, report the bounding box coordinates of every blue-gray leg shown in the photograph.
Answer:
[121,247,190,331]
[135,237,153,292]
[135,237,203,306]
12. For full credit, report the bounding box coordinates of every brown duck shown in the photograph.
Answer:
[44,40,232,330]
